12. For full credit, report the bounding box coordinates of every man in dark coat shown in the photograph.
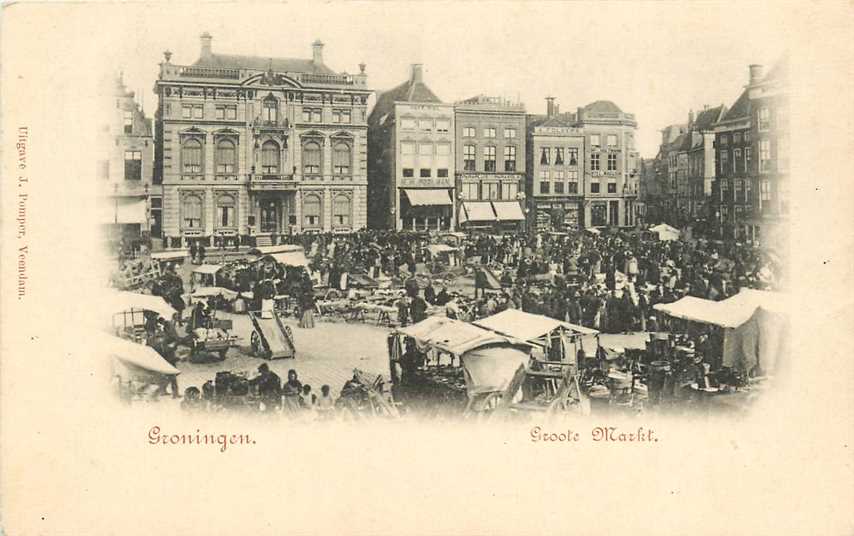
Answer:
[251,363,282,412]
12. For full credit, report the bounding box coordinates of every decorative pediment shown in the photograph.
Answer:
[241,72,301,89]
[179,126,207,140]
[300,130,325,141]
[330,130,355,140]
[214,128,240,137]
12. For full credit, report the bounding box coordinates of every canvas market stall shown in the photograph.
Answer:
[388,316,530,415]
[474,309,600,364]
[653,289,788,377]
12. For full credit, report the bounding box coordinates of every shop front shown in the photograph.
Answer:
[399,188,454,231]
[533,199,582,233]
[101,195,149,255]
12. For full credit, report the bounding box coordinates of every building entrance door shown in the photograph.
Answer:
[260,200,279,233]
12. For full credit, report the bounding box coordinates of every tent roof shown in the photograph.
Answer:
[249,244,306,255]
[654,290,787,328]
[474,309,598,342]
[396,317,511,355]
[101,333,180,376]
[426,244,457,256]
[193,264,223,275]
[270,250,309,267]
[106,291,176,320]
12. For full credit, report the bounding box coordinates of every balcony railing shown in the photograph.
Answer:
[249,173,297,191]
[178,66,241,80]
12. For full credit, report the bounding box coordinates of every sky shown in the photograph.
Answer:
[102,1,789,158]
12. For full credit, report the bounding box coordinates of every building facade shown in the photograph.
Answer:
[576,101,640,228]
[454,95,527,233]
[747,60,789,247]
[686,105,726,224]
[367,65,455,231]
[712,86,753,240]
[526,98,585,232]
[154,34,371,248]
[99,74,156,247]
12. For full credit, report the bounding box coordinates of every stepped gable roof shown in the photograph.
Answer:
[368,78,442,126]
[193,53,336,75]
[584,100,622,113]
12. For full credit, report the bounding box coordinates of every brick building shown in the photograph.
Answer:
[99,74,156,248]
[747,59,789,247]
[712,84,753,240]
[526,98,585,232]
[154,34,372,248]
[367,64,455,231]
[454,95,527,233]
[686,105,727,222]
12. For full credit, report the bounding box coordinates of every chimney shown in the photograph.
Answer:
[312,39,324,64]
[555,103,560,115]
[410,64,423,84]
[545,96,555,117]
[200,32,212,59]
[749,64,764,84]
[688,109,694,128]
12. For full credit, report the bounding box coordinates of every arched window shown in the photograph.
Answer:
[215,139,236,174]
[216,194,236,228]
[303,141,321,175]
[333,142,351,175]
[303,194,322,228]
[182,194,203,229]
[182,138,203,174]
[261,140,280,174]
[263,97,278,123]
[333,194,351,227]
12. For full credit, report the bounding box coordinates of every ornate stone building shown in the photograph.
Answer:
[154,33,371,248]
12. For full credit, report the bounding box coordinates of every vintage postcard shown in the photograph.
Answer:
[1,1,852,534]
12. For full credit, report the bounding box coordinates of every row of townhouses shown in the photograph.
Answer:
[645,59,788,246]
[101,34,641,250]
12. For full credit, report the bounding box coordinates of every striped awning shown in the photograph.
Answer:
[403,189,451,206]
[492,201,525,221]
[461,202,497,222]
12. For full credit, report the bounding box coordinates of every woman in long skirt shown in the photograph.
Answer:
[298,290,315,329]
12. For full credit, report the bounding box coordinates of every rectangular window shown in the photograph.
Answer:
[568,181,578,194]
[437,169,448,178]
[568,148,578,166]
[463,127,476,137]
[461,183,478,200]
[124,150,142,181]
[759,139,771,172]
[483,146,496,172]
[484,183,500,200]
[555,148,564,166]
[539,170,549,180]
[401,118,416,130]
[436,143,450,172]
[312,109,322,123]
[192,104,203,119]
[733,148,742,174]
[540,147,550,166]
[302,109,312,122]
[504,182,519,199]
[607,153,617,171]
[720,179,729,202]
[567,170,578,181]
[403,168,414,178]
[590,182,600,193]
[436,119,450,133]
[123,111,133,134]
[744,180,753,205]
[720,150,729,174]
[182,104,192,119]
[607,182,617,194]
[760,180,771,201]
[554,181,565,194]
[540,181,550,194]
[758,107,771,131]
[216,106,237,120]
[591,153,600,171]
[332,109,351,123]
[733,132,742,144]
[720,134,729,146]
[420,168,432,178]
[591,134,600,148]
[263,101,277,122]
[554,170,565,181]
[504,146,516,172]
[744,131,751,143]
[419,119,432,131]
[484,127,496,138]
[607,134,618,147]
[504,128,516,139]
[419,143,433,169]
[745,147,751,170]
[463,144,476,171]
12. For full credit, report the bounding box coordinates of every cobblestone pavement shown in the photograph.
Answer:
[174,312,392,398]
